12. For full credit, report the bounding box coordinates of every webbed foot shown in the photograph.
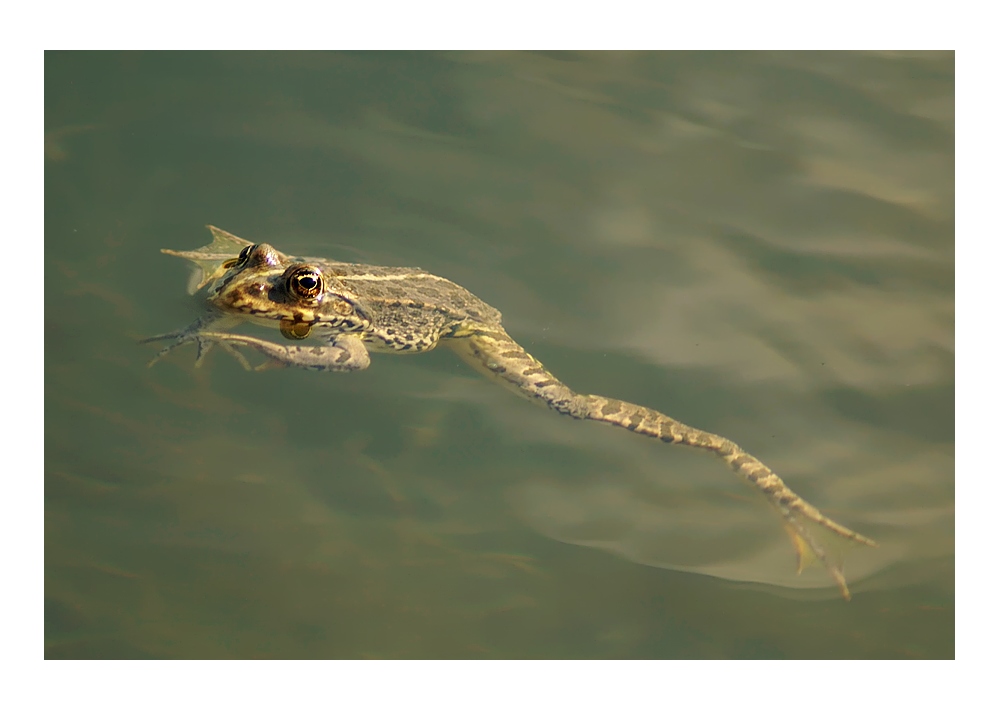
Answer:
[781,512,876,601]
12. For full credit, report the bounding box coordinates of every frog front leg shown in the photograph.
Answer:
[186,332,372,372]
[141,313,249,368]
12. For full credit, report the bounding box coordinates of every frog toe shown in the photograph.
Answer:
[212,339,254,370]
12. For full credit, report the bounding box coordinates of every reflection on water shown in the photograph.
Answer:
[45,51,953,658]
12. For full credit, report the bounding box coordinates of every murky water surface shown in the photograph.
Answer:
[45,51,953,658]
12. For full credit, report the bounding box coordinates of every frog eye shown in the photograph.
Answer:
[222,245,255,269]
[236,245,253,264]
[287,265,324,299]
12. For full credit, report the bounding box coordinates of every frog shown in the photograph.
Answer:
[143,226,877,599]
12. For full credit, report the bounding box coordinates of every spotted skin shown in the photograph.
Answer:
[144,226,876,599]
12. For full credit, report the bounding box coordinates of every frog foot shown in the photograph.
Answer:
[141,322,253,371]
[782,516,858,601]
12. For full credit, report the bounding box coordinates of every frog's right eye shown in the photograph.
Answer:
[223,245,255,269]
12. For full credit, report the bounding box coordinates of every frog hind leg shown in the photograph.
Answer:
[449,328,874,600]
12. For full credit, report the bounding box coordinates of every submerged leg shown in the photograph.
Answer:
[140,314,250,368]
[151,331,372,372]
[450,329,876,600]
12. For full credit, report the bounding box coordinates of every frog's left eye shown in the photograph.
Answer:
[223,245,255,269]
[287,265,324,299]
[236,245,253,264]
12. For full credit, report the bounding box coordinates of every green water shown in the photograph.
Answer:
[44,51,954,659]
